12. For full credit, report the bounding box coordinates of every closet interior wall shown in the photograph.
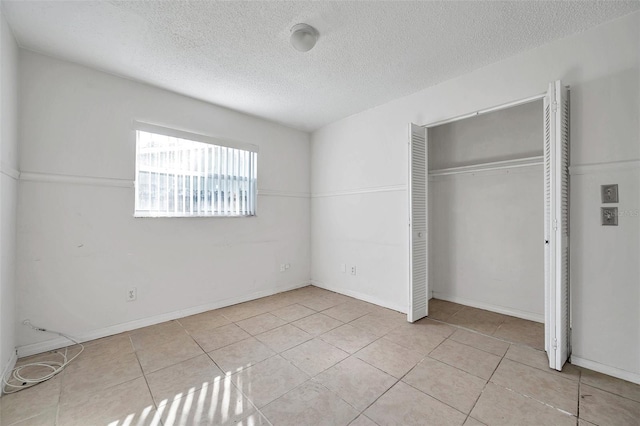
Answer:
[428,100,545,322]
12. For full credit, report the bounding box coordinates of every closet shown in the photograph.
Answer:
[408,81,570,370]
[428,100,544,322]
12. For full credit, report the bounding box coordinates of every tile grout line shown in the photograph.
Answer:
[204,300,341,398]
[186,295,358,359]
[578,377,640,404]
[156,319,231,411]
[217,286,327,322]
[194,299,347,382]
[428,314,571,382]
[502,355,581,384]
[135,326,209,372]
[333,313,512,420]
[257,308,360,368]
[482,351,581,420]
[57,342,149,401]
[4,370,66,426]
[283,315,344,339]
[230,370,277,426]
[271,304,317,323]
[188,324,247,374]
[462,340,512,424]
[424,352,495,382]
[427,315,518,348]
[201,336,285,426]
[434,302,546,349]
[54,359,65,426]
[349,414,380,426]
[494,383,578,418]
[130,334,164,424]
[489,316,508,339]
[351,330,461,422]
[443,311,581,422]
[577,368,582,422]
[258,377,340,424]
[436,305,575,421]
[150,316,278,424]
[405,331,480,417]
[270,312,373,356]
[417,308,577,421]
[251,303,405,424]
[448,335,507,358]
[355,349,450,422]
[226,302,319,426]
[54,366,159,423]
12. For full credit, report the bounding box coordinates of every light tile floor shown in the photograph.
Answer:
[2,287,639,425]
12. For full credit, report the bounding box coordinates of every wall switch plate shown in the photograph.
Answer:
[340,263,346,273]
[280,264,286,272]
[127,287,137,302]
[601,184,619,203]
[601,207,618,226]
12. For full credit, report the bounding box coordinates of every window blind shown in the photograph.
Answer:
[134,124,257,217]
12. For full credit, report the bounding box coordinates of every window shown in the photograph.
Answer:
[134,122,257,217]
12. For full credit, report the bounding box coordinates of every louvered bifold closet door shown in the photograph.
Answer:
[543,92,553,356]
[408,123,428,322]
[555,81,571,369]
[544,81,571,371]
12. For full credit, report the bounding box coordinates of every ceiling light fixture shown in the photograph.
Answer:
[290,23,319,52]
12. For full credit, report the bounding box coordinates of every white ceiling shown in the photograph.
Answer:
[3,1,639,132]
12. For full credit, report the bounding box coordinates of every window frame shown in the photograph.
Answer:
[133,121,259,218]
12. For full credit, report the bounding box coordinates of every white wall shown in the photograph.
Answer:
[311,12,639,382]
[0,9,19,380]
[16,51,311,354]
[429,101,544,321]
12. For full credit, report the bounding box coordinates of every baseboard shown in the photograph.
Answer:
[1,350,18,396]
[310,280,407,314]
[17,282,310,358]
[432,292,544,323]
[571,356,640,385]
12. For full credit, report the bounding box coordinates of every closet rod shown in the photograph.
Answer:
[429,156,544,177]
[423,93,546,129]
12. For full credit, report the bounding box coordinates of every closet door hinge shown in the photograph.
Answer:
[552,101,558,113]
[553,219,558,231]
[552,338,558,350]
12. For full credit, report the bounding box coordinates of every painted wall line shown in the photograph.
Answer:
[569,159,640,175]
[0,162,20,180]
[312,184,406,198]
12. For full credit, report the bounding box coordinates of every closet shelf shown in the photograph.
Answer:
[429,155,543,177]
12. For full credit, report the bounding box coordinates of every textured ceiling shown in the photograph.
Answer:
[3,1,639,131]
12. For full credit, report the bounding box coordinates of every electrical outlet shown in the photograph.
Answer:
[127,287,137,302]
[350,266,357,276]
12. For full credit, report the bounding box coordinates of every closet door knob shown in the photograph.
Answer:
[418,232,424,238]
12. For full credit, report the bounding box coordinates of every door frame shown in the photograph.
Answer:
[408,88,569,369]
